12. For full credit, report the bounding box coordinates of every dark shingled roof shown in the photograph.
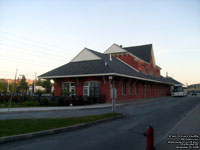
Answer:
[123,44,152,63]
[39,48,179,85]
[165,77,183,85]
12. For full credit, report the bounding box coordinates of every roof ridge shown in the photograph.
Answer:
[123,44,152,49]
[87,48,117,73]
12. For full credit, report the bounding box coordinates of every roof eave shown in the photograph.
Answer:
[39,73,173,85]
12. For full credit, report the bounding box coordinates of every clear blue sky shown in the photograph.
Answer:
[0,0,199,85]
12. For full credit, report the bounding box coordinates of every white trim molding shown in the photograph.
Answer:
[70,48,101,62]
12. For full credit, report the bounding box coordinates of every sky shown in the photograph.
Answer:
[0,0,199,85]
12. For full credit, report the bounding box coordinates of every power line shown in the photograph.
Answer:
[0,73,36,78]
[0,45,70,62]
[0,40,74,60]
[0,51,64,65]
[0,56,63,67]
[0,71,44,74]
[0,42,72,59]
[0,36,75,58]
[0,30,75,54]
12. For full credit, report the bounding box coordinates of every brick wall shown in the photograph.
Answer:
[53,76,170,102]
[115,53,161,77]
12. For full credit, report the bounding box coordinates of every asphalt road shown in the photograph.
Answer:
[0,96,199,150]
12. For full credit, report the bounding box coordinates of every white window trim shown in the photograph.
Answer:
[61,82,76,95]
[83,81,100,97]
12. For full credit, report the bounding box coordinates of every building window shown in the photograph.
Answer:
[135,82,139,95]
[144,83,147,97]
[157,86,159,96]
[61,82,76,95]
[122,82,126,95]
[156,71,159,77]
[83,82,89,96]
[129,82,132,95]
[83,81,100,97]
[142,66,145,73]
[150,70,153,76]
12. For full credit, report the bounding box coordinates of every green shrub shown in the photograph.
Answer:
[22,101,40,107]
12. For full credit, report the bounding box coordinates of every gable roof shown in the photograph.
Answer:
[104,43,126,54]
[70,48,101,62]
[123,44,152,63]
[39,48,179,85]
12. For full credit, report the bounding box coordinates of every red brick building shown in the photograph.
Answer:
[40,44,180,102]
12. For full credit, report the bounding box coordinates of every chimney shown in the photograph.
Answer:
[166,72,168,78]
[109,54,112,61]
[119,45,123,48]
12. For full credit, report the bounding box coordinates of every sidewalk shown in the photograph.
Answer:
[0,96,165,114]
[156,103,200,149]
[0,103,122,114]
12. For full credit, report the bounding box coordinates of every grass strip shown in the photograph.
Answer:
[0,113,121,137]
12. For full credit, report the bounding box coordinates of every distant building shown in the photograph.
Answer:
[187,84,200,93]
[0,78,33,85]
[39,43,181,102]
[29,85,45,93]
[0,79,14,84]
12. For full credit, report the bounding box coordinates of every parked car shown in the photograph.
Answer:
[191,92,197,96]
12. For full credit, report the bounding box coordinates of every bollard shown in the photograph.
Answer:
[143,125,155,150]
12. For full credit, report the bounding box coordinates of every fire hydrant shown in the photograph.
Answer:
[143,126,155,150]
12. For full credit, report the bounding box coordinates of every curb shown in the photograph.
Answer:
[0,114,124,143]
[0,97,169,114]
[0,105,118,114]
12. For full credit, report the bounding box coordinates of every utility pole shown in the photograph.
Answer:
[8,69,18,112]
[7,79,10,93]
[34,72,37,94]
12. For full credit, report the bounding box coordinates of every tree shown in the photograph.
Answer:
[36,78,43,86]
[42,79,51,93]
[0,81,7,93]
[9,83,17,94]
[19,75,28,94]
